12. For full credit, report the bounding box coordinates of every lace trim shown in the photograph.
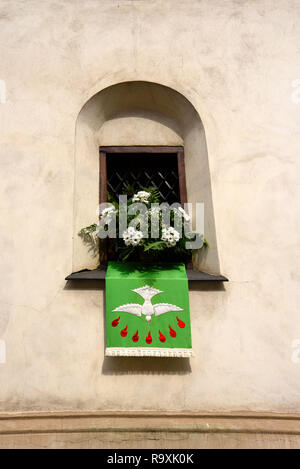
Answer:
[105,347,194,358]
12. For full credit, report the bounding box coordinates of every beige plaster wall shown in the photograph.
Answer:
[97,115,183,147]
[0,0,300,413]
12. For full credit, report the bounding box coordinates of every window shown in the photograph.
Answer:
[99,146,188,263]
[99,146,187,205]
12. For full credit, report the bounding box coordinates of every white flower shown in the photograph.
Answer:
[132,191,151,204]
[122,227,143,246]
[161,226,180,247]
[100,206,117,223]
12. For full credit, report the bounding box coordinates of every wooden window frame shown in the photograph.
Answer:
[99,146,188,264]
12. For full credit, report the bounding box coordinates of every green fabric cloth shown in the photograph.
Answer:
[105,261,193,357]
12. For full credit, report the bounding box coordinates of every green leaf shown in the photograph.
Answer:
[144,241,166,251]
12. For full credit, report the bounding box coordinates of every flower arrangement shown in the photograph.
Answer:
[79,187,208,263]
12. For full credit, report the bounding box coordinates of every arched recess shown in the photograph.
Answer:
[73,81,220,274]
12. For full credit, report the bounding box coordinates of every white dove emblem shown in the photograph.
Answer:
[112,285,183,324]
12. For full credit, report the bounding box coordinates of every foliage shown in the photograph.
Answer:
[79,186,208,263]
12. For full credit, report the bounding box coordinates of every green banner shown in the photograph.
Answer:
[105,261,194,357]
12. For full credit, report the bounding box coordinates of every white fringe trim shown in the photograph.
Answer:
[105,347,195,358]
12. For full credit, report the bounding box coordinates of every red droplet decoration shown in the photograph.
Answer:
[159,330,166,343]
[169,325,177,338]
[146,331,152,344]
[132,330,139,342]
[111,316,120,327]
[176,316,185,328]
[120,325,128,337]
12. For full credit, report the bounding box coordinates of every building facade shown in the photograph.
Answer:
[0,0,300,448]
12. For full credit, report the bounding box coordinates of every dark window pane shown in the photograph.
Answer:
[107,153,180,204]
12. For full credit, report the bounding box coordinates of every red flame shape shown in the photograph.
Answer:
[146,331,152,344]
[169,325,177,338]
[120,325,128,337]
[159,330,166,343]
[132,330,139,342]
[111,316,120,327]
[176,316,185,328]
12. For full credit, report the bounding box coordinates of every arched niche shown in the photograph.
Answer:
[73,81,220,274]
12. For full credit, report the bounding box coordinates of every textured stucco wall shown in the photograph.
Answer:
[0,0,300,413]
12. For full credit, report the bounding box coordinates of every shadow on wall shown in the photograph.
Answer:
[101,356,191,375]
[73,81,220,275]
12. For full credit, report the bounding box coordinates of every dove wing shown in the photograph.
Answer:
[153,303,183,317]
[113,304,142,317]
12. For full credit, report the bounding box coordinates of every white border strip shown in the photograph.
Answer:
[105,347,194,358]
